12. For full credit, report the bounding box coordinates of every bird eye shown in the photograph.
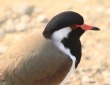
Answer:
[70,24,78,30]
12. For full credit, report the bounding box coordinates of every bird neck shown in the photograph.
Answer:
[51,27,84,68]
[51,27,72,55]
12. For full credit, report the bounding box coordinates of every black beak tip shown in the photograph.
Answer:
[91,27,100,31]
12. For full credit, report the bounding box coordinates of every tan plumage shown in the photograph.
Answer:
[0,29,72,85]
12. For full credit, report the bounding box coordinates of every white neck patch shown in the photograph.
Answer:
[52,27,71,41]
[51,27,76,85]
[52,27,71,55]
[51,27,74,58]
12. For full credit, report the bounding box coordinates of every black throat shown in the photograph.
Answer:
[61,28,85,68]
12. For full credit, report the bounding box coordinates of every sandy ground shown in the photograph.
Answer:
[0,0,110,85]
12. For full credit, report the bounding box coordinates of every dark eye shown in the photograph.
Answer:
[73,25,76,28]
[70,24,78,30]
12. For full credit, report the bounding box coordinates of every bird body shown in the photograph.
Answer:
[0,11,100,85]
[0,29,72,85]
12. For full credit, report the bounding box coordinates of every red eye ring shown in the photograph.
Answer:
[70,24,78,30]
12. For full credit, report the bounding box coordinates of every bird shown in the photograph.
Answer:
[0,11,100,85]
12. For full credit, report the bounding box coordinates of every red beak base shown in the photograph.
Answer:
[78,24,100,31]
[70,24,100,31]
[80,24,93,30]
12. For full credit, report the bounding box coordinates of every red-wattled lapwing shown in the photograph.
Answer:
[0,11,100,85]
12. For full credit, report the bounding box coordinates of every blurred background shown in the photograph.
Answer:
[0,0,109,85]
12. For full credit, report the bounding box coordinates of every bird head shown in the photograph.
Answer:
[43,11,100,39]
[43,11,100,68]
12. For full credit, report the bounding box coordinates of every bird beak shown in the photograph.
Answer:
[78,24,100,31]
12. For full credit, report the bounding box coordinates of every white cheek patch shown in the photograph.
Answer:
[52,27,76,85]
[52,27,72,41]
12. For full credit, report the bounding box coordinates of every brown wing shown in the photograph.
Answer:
[0,29,72,85]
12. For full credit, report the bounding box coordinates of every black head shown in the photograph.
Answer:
[43,11,84,38]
